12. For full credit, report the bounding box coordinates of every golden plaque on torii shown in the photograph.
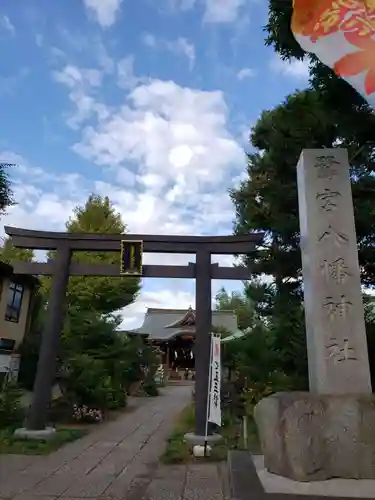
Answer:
[120,240,143,276]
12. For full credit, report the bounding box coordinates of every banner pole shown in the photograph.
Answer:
[204,332,213,457]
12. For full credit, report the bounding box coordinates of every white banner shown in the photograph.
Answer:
[208,334,221,427]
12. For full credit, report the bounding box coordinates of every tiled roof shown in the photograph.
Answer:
[165,306,196,328]
[126,308,241,341]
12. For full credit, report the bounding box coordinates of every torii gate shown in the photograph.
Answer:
[5,226,263,441]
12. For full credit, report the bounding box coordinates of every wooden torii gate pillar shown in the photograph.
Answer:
[5,226,263,440]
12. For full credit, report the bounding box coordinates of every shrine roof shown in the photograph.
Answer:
[125,308,242,341]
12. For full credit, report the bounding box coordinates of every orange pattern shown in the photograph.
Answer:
[334,32,375,94]
[292,0,375,97]
[292,0,375,41]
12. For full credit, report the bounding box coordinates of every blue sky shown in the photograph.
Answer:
[0,0,309,328]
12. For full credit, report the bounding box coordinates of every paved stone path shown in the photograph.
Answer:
[0,385,230,500]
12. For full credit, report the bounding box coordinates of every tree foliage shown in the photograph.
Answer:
[224,2,375,398]
[231,89,375,288]
[0,237,34,264]
[229,88,375,389]
[229,92,375,390]
[59,309,157,409]
[0,163,15,216]
[45,194,141,315]
[65,194,140,314]
[214,287,255,331]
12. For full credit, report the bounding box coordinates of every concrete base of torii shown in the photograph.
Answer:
[184,432,222,447]
[14,426,56,441]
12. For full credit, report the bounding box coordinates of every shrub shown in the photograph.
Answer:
[104,380,127,410]
[0,382,24,429]
[60,354,127,411]
[142,379,159,397]
[60,312,159,407]
[244,370,293,412]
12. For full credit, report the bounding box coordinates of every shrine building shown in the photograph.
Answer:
[128,307,243,379]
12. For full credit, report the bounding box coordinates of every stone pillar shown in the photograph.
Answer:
[25,243,71,431]
[254,149,375,481]
[297,148,371,394]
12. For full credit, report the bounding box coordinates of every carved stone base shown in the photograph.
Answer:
[254,392,375,482]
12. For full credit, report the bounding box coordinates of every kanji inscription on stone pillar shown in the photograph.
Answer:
[297,148,371,394]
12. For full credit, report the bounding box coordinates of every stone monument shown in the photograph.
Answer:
[254,149,375,481]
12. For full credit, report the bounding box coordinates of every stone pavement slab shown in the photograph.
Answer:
[0,385,232,500]
[183,463,228,500]
[0,386,191,499]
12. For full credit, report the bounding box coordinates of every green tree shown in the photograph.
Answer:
[222,323,294,410]
[59,308,158,408]
[215,287,255,331]
[45,194,141,315]
[0,237,34,264]
[231,89,375,290]
[230,88,375,387]
[0,163,15,216]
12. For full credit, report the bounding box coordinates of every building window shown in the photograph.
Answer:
[5,282,24,323]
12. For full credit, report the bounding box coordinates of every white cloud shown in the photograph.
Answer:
[142,33,157,47]
[35,34,43,47]
[142,33,196,70]
[117,55,144,89]
[52,65,108,129]
[0,152,83,232]
[237,67,255,80]
[204,0,246,23]
[8,55,250,328]
[72,78,243,206]
[172,38,196,69]
[52,64,244,251]
[97,43,115,73]
[163,0,247,23]
[52,29,115,75]
[270,56,310,80]
[53,65,103,88]
[166,0,196,11]
[83,0,123,27]
[1,15,15,35]
[52,55,243,204]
